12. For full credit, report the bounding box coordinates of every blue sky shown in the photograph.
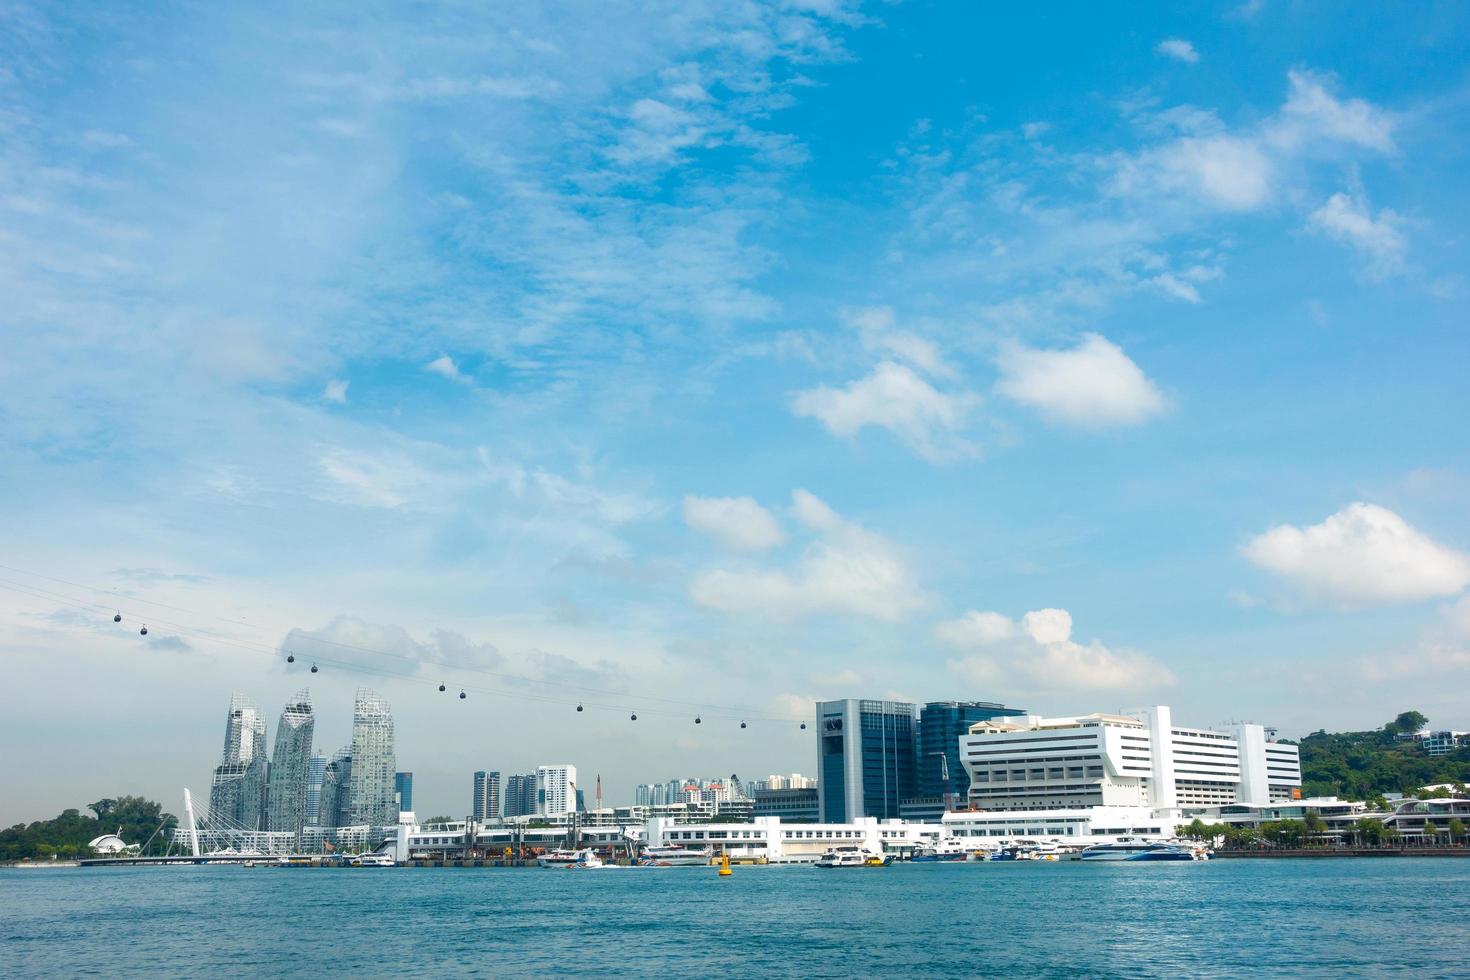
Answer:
[2,1,1469,822]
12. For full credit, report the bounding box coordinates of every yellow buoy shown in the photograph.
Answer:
[718,852,732,876]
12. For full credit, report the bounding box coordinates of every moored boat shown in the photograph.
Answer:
[637,844,712,867]
[538,848,605,869]
[912,836,969,862]
[1078,840,1203,862]
[815,845,885,868]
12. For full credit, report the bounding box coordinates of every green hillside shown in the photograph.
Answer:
[1297,711,1470,801]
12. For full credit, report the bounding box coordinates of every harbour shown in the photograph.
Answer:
[6,859,1468,978]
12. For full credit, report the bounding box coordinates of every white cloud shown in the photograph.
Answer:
[1155,39,1199,64]
[1277,69,1395,153]
[792,361,979,461]
[1110,70,1393,213]
[938,606,1171,690]
[322,379,349,404]
[1308,190,1405,277]
[995,333,1166,428]
[683,494,785,551]
[1243,503,1470,605]
[934,610,1017,647]
[689,489,927,622]
[424,355,470,384]
[846,306,955,379]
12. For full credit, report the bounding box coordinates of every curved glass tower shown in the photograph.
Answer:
[266,690,315,836]
[348,689,396,826]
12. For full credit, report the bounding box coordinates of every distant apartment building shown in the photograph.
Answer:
[347,689,397,826]
[472,771,501,820]
[958,705,1302,812]
[266,691,315,836]
[305,751,326,825]
[208,693,269,831]
[503,773,536,818]
[536,765,577,817]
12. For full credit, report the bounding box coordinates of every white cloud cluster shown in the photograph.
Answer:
[683,494,785,551]
[792,307,977,462]
[1243,503,1470,605]
[793,362,979,461]
[1155,39,1199,64]
[994,333,1166,428]
[689,489,927,622]
[281,616,505,676]
[1111,70,1395,213]
[1308,190,1405,277]
[937,606,1172,691]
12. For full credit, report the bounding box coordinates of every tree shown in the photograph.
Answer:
[1303,810,1326,837]
[1448,818,1465,844]
[1392,711,1428,735]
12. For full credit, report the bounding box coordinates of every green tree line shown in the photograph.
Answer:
[1,797,176,861]
[1296,710,1470,800]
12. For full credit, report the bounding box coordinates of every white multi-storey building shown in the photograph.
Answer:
[959,705,1301,812]
[535,765,577,816]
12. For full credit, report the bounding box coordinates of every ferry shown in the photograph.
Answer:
[815,845,887,868]
[1078,840,1204,862]
[537,848,605,869]
[912,836,970,862]
[350,852,396,867]
[637,845,712,867]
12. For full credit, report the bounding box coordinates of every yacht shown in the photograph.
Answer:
[637,845,712,867]
[1078,840,1203,862]
[912,836,969,862]
[815,845,884,868]
[537,848,605,869]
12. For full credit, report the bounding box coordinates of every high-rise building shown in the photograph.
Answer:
[395,772,413,814]
[472,771,501,820]
[816,699,918,822]
[348,689,396,826]
[503,773,536,818]
[266,690,315,836]
[957,706,1303,811]
[305,751,326,825]
[916,700,1027,806]
[536,765,577,817]
[208,693,269,830]
[317,746,351,829]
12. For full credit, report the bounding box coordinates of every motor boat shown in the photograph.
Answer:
[815,845,885,868]
[1078,839,1204,862]
[637,845,712,867]
[537,848,605,869]
[350,852,396,867]
[912,836,969,862]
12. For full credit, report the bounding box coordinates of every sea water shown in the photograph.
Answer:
[3,859,1467,977]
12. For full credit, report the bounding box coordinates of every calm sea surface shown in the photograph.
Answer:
[4,859,1468,977]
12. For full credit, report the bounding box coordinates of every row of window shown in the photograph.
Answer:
[973,765,1106,783]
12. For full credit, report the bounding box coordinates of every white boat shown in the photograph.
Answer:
[815,845,886,868]
[637,845,711,867]
[1078,839,1203,862]
[350,852,396,867]
[537,848,604,869]
[912,836,969,862]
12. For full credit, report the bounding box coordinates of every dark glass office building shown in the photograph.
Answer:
[916,701,1027,806]
[816,699,918,822]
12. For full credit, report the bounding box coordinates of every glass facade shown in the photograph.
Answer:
[916,700,1026,804]
[305,752,326,825]
[395,771,413,813]
[348,688,396,826]
[817,699,918,822]
[208,693,269,831]
[266,690,315,836]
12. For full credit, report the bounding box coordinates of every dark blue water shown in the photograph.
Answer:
[4,860,1467,977]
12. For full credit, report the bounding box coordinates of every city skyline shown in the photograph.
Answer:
[3,2,1470,827]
